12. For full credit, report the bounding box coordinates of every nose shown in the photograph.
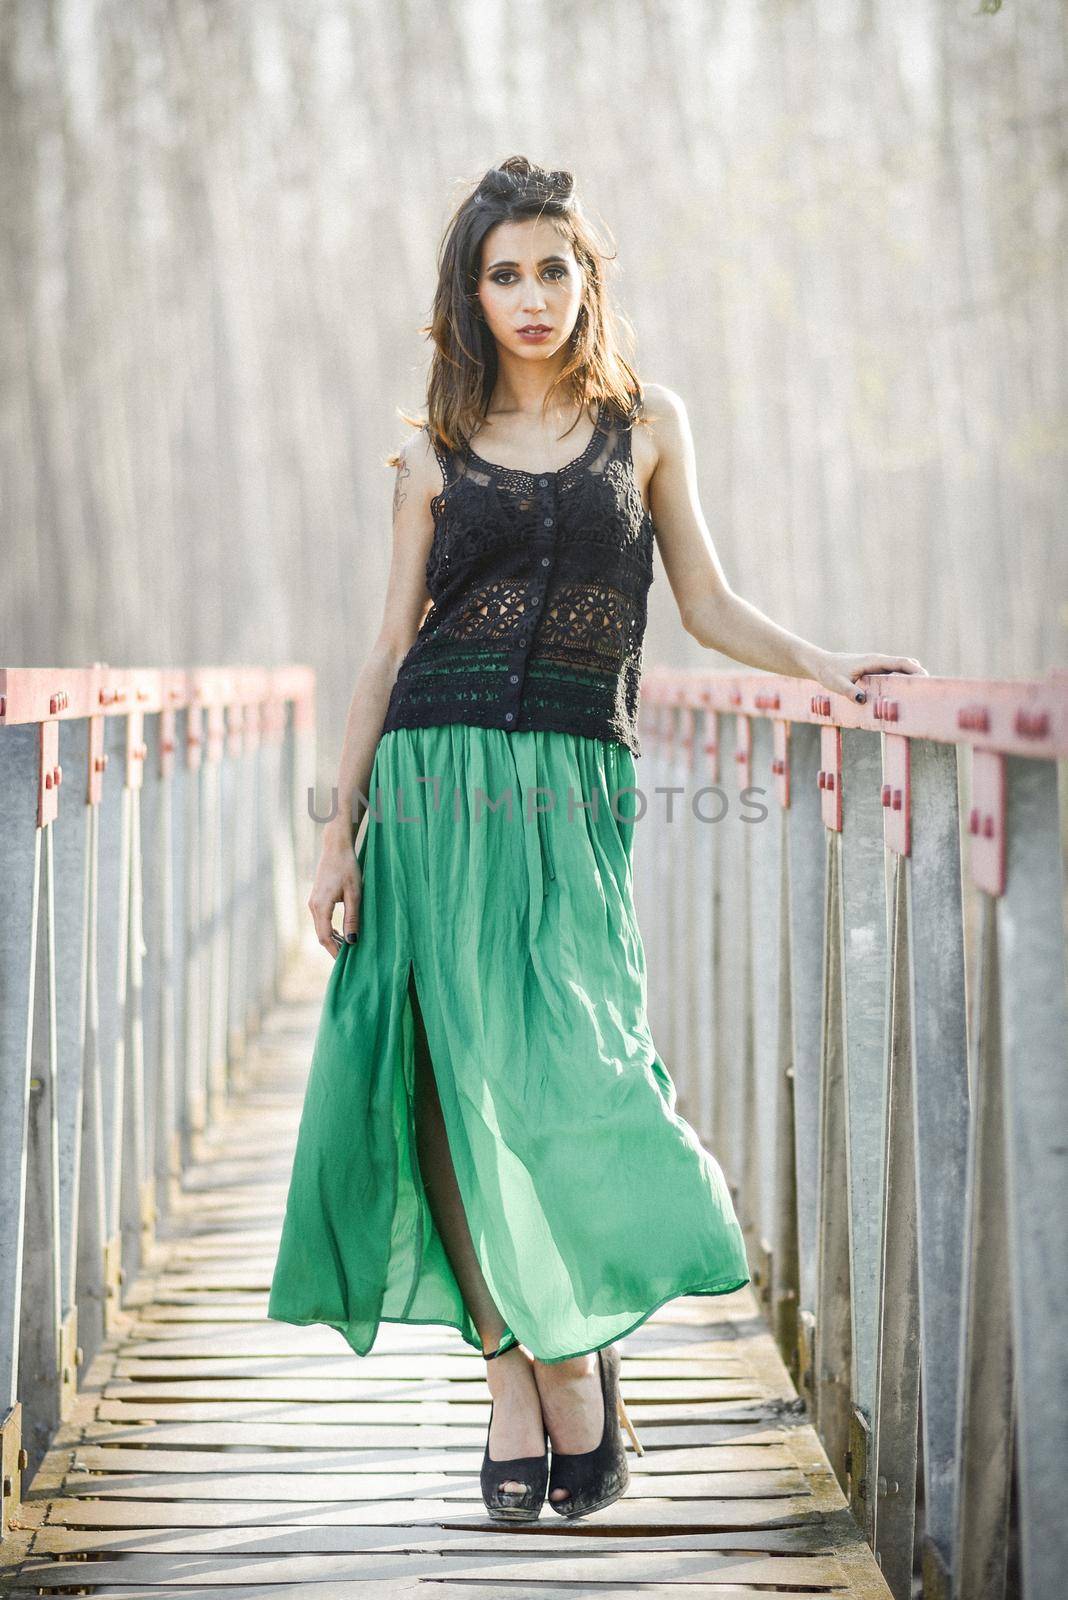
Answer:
[522,280,547,314]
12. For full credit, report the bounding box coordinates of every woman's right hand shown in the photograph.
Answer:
[308,831,363,958]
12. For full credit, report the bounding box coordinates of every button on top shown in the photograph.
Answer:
[538,477,549,487]
[509,673,519,684]
[505,712,514,722]
[543,517,554,527]
[541,556,550,567]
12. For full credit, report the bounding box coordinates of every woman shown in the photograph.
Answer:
[267,155,927,1523]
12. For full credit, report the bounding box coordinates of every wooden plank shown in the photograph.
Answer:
[121,1326,746,1359]
[133,1260,281,1273]
[152,1225,285,1238]
[127,1289,751,1327]
[177,1171,292,1191]
[94,1397,792,1426]
[5,1585,846,1600]
[125,1293,284,1309]
[58,1468,810,1500]
[105,1328,762,1365]
[150,1210,283,1228]
[126,1309,747,1352]
[129,1308,743,1349]
[25,1524,835,1556]
[71,1420,793,1451]
[186,1125,298,1141]
[68,1443,798,1475]
[12,1495,826,1529]
[113,1339,744,1372]
[173,1158,291,1175]
[107,1367,766,1398]
[123,1304,293,1321]
[7,1551,849,1586]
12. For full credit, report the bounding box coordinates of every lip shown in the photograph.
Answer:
[517,325,552,340]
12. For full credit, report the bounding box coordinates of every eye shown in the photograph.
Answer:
[489,267,569,286]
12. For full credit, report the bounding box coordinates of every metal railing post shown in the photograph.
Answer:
[904,739,970,1586]
[952,893,1013,1600]
[784,719,825,1404]
[18,816,63,1486]
[690,704,719,1145]
[714,710,751,1218]
[0,726,40,1535]
[747,714,781,1311]
[997,754,1068,1600]
[814,826,853,1485]
[838,729,891,1526]
[872,853,922,1595]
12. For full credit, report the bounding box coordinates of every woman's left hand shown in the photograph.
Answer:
[808,649,929,704]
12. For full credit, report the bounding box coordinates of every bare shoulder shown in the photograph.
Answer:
[641,382,688,436]
[634,382,689,476]
[390,424,440,516]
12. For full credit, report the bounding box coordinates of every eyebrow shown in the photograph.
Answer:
[485,255,570,271]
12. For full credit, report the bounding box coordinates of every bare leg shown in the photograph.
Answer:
[409,969,544,1495]
[531,1354,604,1503]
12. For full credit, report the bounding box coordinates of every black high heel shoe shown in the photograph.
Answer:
[545,1343,644,1519]
[480,1338,549,1522]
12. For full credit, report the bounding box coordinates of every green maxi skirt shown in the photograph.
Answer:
[267,723,749,1363]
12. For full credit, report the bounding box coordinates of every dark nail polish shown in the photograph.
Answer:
[855,690,866,703]
[346,932,357,943]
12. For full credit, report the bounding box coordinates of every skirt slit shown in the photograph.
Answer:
[406,957,520,1356]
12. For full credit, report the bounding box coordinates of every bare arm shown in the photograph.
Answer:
[644,384,927,700]
[308,428,439,955]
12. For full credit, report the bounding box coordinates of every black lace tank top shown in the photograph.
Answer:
[380,400,656,757]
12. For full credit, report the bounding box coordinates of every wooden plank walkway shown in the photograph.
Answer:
[2,948,892,1598]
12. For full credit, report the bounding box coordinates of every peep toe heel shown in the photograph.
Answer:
[480,1337,549,1522]
[546,1342,644,1520]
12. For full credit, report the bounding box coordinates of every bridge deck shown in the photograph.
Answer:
[4,951,892,1598]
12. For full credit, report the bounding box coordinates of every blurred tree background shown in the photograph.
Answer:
[1,0,1065,771]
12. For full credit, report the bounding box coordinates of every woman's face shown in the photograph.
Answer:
[475,216,584,363]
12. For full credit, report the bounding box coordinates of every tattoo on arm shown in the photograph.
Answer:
[393,458,411,518]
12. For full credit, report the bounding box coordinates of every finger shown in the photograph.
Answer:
[850,660,893,681]
[342,888,361,944]
[847,658,923,692]
[308,899,338,957]
[862,655,926,676]
[823,672,869,703]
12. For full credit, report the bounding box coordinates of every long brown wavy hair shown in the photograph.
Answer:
[387,156,645,466]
